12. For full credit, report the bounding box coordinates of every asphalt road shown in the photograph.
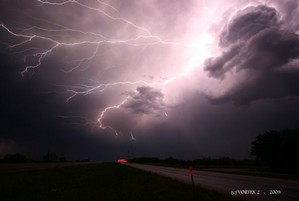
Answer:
[126,163,299,201]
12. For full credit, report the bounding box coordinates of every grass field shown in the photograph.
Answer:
[141,162,299,181]
[0,163,239,201]
[200,168,299,180]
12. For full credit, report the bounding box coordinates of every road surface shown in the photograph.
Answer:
[126,163,299,201]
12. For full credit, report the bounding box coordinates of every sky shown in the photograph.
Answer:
[1,0,299,161]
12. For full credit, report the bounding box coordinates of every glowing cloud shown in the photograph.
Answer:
[1,0,299,142]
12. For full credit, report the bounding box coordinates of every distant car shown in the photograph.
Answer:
[117,159,128,163]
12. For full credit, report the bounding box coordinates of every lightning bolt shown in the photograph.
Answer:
[0,0,211,138]
[130,130,136,141]
[65,80,153,102]
[97,96,130,136]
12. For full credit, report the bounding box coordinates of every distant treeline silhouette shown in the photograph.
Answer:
[131,128,299,174]
[0,153,28,163]
[0,153,71,163]
[129,157,259,168]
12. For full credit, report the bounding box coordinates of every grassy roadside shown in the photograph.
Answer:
[200,167,299,180]
[137,162,299,181]
[0,163,239,201]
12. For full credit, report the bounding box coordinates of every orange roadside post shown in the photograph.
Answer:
[189,165,196,200]
[189,165,193,175]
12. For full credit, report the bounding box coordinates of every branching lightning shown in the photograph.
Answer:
[65,80,153,103]
[97,96,130,136]
[0,0,214,138]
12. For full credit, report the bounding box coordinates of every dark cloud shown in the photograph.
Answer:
[2,0,299,162]
[220,5,279,47]
[122,86,165,115]
[274,0,299,32]
[203,44,243,79]
[204,4,299,104]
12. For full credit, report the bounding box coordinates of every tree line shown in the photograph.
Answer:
[1,128,298,173]
[131,128,299,174]
[0,153,69,163]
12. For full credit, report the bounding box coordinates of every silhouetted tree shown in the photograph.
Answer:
[3,153,27,163]
[43,153,58,162]
[251,129,299,173]
[59,157,66,162]
[130,157,161,164]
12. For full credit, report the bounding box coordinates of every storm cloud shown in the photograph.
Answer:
[1,0,299,161]
[204,4,299,104]
[122,86,165,115]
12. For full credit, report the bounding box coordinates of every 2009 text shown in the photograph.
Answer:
[231,189,282,196]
